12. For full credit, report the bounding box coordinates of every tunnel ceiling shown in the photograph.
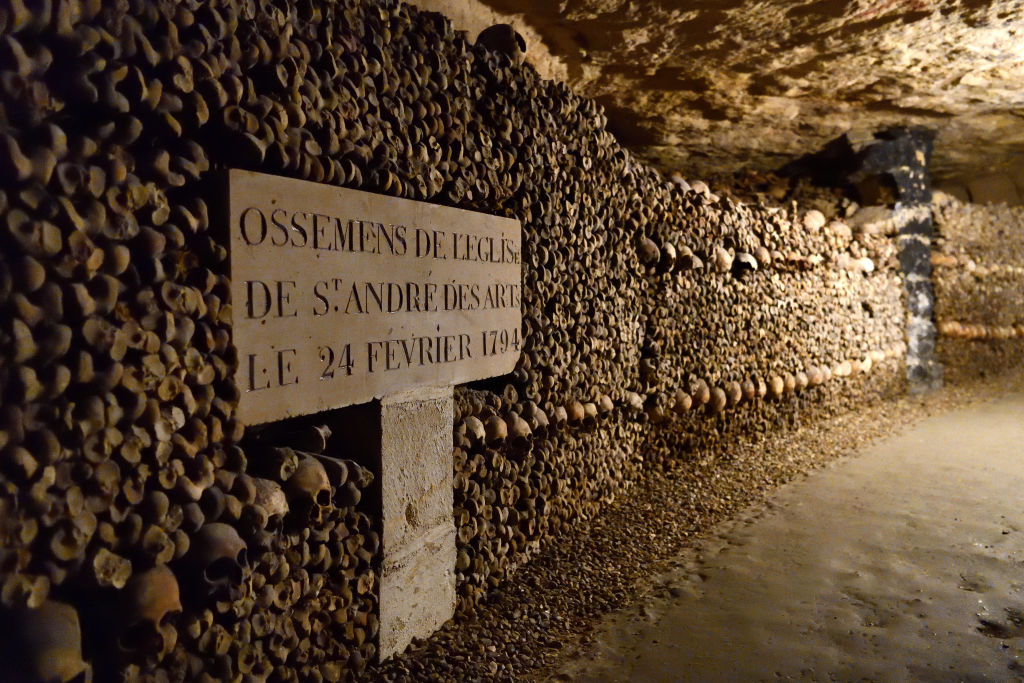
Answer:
[464,0,1024,186]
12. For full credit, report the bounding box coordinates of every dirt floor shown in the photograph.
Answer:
[557,391,1024,682]
[370,364,1024,682]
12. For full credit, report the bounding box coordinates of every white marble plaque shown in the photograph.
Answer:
[228,170,522,424]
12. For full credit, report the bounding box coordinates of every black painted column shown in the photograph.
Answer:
[856,127,943,392]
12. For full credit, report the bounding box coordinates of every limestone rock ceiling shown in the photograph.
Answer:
[467,0,1024,185]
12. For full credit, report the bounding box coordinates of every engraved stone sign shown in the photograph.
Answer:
[228,169,523,424]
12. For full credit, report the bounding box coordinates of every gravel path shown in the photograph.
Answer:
[369,369,1024,682]
[559,387,1024,682]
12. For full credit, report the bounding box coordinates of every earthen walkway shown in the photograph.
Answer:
[558,393,1024,682]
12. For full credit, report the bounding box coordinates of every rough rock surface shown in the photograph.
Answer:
[429,0,1024,185]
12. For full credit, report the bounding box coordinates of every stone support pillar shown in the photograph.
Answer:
[375,387,456,660]
[855,127,943,392]
[331,386,457,662]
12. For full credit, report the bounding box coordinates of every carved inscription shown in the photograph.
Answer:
[229,170,522,424]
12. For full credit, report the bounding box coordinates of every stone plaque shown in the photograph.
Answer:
[228,170,522,424]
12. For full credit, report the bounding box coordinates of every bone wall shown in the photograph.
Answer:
[932,193,1024,383]
[0,0,906,681]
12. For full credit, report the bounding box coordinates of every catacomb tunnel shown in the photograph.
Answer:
[1,0,1023,681]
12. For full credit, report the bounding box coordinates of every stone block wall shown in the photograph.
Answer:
[932,193,1024,382]
[0,0,906,680]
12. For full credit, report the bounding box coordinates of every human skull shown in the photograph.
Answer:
[0,600,92,682]
[475,24,526,65]
[184,523,247,602]
[285,455,332,523]
[251,477,289,534]
[119,565,182,660]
